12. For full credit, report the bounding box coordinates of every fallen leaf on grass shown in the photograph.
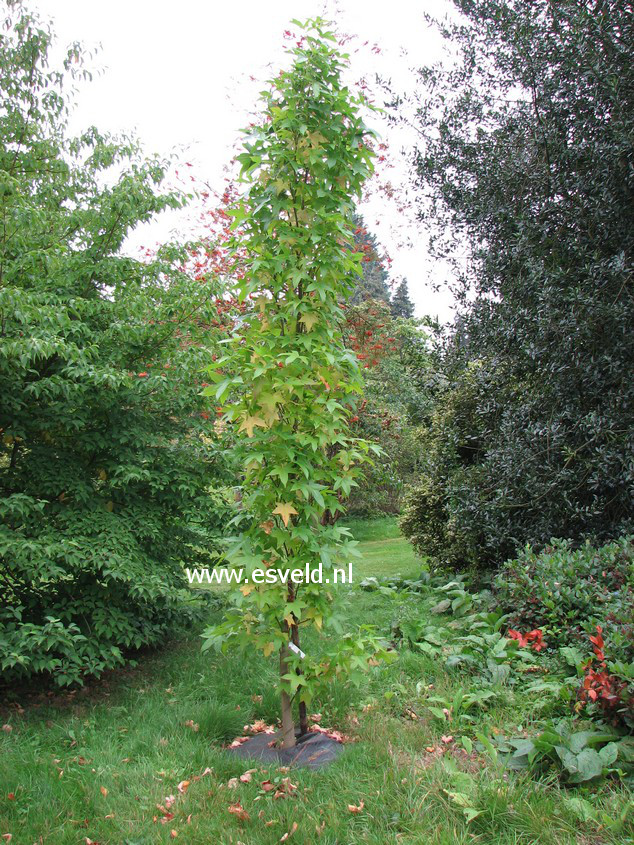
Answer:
[309,713,322,723]
[441,735,454,744]
[164,795,176,809]
[260,780,276,793]
[309,725,351,743]
[273,778,298,799]
[240,769,257,783]
[184,720,199,732]
[99,786,108,797]
[155,804,175,824]
[228,802,250,822]
[7,794,15,801]
[244,719,276,735]
[1,725,12,733]
[170,829,178,838]
[347,800,365,814]
[280,822,298,841]
[177,780,190,794]
[227,778,240,789]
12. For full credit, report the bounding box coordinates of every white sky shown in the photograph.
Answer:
[33,0,458,322]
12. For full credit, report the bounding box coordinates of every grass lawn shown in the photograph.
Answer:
[1,519,632,844]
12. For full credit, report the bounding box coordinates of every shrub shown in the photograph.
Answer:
[495,537,634,729]
[0,5,233,686]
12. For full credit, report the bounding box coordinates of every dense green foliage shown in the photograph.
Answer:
[495,537,633,647]
[495,537,634,727]
[401,0,634,570]
[0,4,231,686]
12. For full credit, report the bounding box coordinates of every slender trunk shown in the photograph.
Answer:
[279,643,295,748]
[291,622,309,736]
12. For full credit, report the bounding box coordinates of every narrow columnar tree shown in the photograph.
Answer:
[203,19,389,747]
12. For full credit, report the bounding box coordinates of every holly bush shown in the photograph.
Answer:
[400,0,634,569]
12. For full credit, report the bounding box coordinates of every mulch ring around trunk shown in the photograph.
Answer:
[226,728,345,769]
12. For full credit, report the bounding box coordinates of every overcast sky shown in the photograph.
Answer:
[33,0,457,321]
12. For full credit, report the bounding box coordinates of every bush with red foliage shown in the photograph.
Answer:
[579,625,634,730]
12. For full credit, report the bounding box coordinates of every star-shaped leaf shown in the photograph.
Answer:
[238,415,267,437]
[272,502,298,527]
[299,312,319,331]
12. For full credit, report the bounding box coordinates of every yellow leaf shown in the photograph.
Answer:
[299,312,319,331]
[240,583,255,596]
[272,502,298,527]
[238,415,267,437]
[262,642,276,657]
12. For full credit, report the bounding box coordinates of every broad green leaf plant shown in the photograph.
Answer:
[202,19,391,748]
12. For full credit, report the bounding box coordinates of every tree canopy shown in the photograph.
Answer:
[401,0,634,569]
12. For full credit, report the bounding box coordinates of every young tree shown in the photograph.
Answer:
[203,19,390,747]
[0,1,232,685]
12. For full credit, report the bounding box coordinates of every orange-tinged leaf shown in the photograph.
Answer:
[347,800,364,814]
[280,822,298,841]
[177,780,190,794]
[99,786,108,797]
[228,801,250,821]
[272,502,298,527]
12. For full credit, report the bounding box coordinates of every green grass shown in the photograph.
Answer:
[1,518,632,844]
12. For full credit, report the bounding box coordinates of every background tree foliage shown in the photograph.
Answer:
[401,0,634,570]
[343,299,431,516]
[0,2,232,685]
[350,214,391,304]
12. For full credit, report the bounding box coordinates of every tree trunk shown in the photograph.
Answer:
[291,622,309,736]
[279,644,296,748]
